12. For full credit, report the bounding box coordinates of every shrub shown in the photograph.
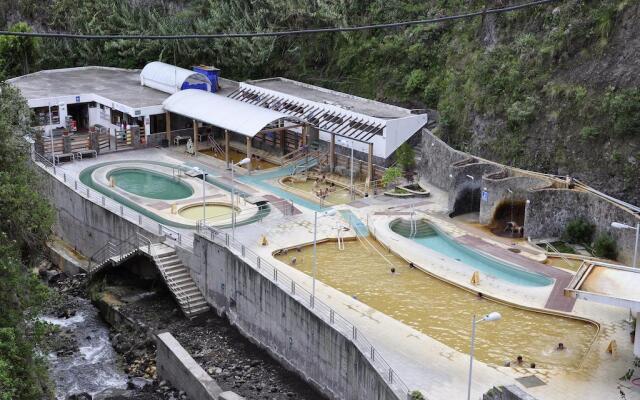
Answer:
[382,166,403,187]
[410,390,426,400]
[593,234,617,259]
[395,143,415,171]
[580,126,599,140]
[562,218,595,245]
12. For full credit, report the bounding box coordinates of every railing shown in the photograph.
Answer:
[32,151,192,251]
[87,231,152,276]
[145,243,196,316]
[196,222,410,399]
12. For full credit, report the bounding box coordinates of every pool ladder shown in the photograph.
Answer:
[408,211,417,238]
[336,227,345,250]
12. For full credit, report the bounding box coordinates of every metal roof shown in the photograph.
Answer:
[140,61,211,94]
[228,87,385,143]
[162,89,297,137]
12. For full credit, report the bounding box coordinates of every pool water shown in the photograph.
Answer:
[178,203,234,221]
[390,219,553,287]
[274,238,597,368]
[281,177,360,206]
[108,169,193,200]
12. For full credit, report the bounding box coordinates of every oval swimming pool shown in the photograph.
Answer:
[108,168,193,200]
[389,218,553,287]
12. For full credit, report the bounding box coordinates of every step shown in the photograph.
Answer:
[180,298,207,309]
[163,264,188,274]
[166,275,193,286]
[184,304,210,317]
[166,271,190,281]
[158,259,183,269]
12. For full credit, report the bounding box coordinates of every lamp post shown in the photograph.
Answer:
[231,157,251,239]
[48,101,55,165]
[312,208,337,306]
[467,312,502,400]
[191,167,208,221]
[339,138,355,200]
[611,222,640,268]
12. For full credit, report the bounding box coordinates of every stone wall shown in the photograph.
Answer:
[447,159,502,215]
[187,235,400,400]
[525,189,638,265]
[418,128,466,190]
[479,174,549,225]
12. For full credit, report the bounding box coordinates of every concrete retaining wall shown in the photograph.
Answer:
[188,235,399,400]
[156,332,224,400]
[39,169,162,258]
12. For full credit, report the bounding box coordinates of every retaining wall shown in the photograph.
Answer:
[156,332,224,400]
[39,168,163,257]
[418,129,466,190]
[525,189,638,264]
[188,235,399,400]
[479,175,549,225]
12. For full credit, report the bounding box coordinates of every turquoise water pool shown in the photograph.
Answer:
[389,219,553,287]
[339,210,369,236]
[108,168,193,200]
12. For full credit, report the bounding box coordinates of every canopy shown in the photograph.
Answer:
[162,89,296,137]
[140,61,211,94]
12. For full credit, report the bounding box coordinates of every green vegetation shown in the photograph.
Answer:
[593,234,617,260]
[410,390,426,400]
[563,218,595,245]
[0,22,40,77]
[382,166,403,187]
[0,82,55,399]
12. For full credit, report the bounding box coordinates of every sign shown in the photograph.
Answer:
[134,110,141,116]
[75,96,80,103]
[481,190,489,202]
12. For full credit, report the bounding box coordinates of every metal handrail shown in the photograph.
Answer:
[197,221,410,398]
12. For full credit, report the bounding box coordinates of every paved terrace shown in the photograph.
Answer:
[44,147,640,400]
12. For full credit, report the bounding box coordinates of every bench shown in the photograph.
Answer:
[73,149,97,160]
[54,153,74,164]
[174,136,190,146]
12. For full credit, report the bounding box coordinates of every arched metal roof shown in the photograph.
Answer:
[140,61,211,94]
[162,89,298,137]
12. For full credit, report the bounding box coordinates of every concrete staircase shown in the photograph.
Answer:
[144,244,210,319]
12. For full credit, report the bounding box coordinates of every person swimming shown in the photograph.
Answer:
[556,342,566,351]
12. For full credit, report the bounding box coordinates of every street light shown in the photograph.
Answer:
[611,221,640,268]
[467,312,502,400]
[338,138,355,200]
[231,157,251,239]
[191,167,208,221]
[312,208,337,306]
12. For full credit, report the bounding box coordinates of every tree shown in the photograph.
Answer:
[0,22,40,77]
[395,142,416,171]
[0,81,54,399]
[382,166,403,188]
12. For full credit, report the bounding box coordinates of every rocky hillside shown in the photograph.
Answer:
[1,0,638,204]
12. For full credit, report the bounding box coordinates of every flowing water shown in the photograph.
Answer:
[41,298,127,399]
[274,238,598,369]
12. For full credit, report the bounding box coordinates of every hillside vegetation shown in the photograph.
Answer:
[1,0,639,204]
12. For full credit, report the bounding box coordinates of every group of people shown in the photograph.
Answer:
[313,175,337,199]
[504,343,566,369]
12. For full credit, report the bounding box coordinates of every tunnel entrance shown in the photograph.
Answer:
[450,187,481,218]
[490,200,527,238]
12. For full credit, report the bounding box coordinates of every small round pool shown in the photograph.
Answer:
[108,168,193,200]
[178,203,234,221]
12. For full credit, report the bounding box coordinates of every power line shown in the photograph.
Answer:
[0,0,559,41]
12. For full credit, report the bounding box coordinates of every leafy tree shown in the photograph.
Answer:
[0,22,40,77]
[593,234,617,260]
[0,81,54,399]
[382,166,402,187]
[395,142,416,171]
[562,218,595,245]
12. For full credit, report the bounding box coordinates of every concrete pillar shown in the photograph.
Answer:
[329,133,335,172]
[280,130,286,156]
[225,129,230,168]
[132,126,142,149]
[192,119,198,156]
[635,313,640,357]
[367,142,374,189]
[165,111,171,143]
[63,135,72,154]
[89,130,100,154]
[246,136,252,173]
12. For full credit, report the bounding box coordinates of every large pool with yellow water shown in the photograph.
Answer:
[274,238,597,369]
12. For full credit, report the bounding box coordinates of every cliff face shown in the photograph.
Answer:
[2,0,638,204]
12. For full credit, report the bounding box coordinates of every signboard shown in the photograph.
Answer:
[481,190,489,202]
[134,110,141,116]
[75,96,80,103]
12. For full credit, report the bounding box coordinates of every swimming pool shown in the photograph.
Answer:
[389,218,553,287]
[108,168,193,200]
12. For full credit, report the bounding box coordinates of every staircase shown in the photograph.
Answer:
[88,234,209,319]
[143,243,210,319]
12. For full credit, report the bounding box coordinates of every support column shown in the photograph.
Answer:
[165,111,171,143]
[329,133,336,172]
[246,136,252,173]
[225,129,230,168]
[192,119,198,156]
[302,125,308,147]
[280,130,286,156]
[367,142,374,192]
